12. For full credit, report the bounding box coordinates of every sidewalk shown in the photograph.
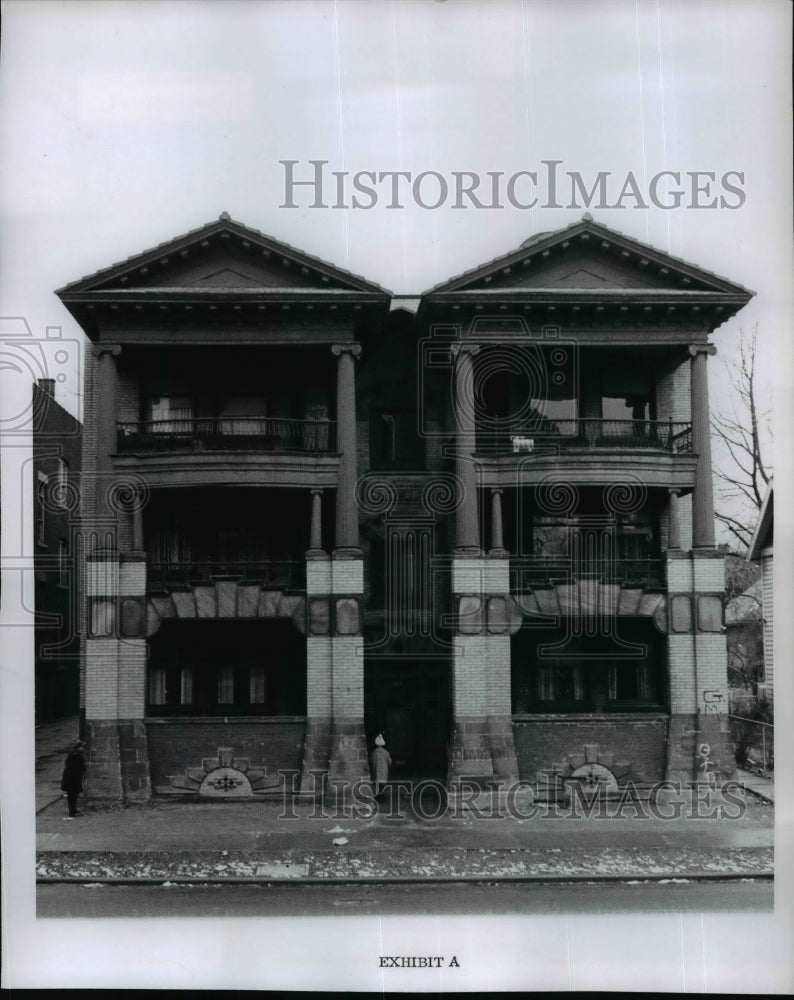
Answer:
[738,767,775,803]
[35,717,775,885]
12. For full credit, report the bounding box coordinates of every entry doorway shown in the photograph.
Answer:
[364,660,450,781]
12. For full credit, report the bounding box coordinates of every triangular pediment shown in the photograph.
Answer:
[56,213,390,297]
[425,216,754,298]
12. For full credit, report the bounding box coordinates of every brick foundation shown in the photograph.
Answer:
[513,715,669,788]
[487,714,519,782]
[328,719,369,781]
[145,718,306,791]
[449,715,493,779]
[85,720,123,799]
[300,716,332,788]
[118,720,152,800]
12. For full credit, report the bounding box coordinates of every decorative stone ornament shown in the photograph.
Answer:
[168,746,280,798]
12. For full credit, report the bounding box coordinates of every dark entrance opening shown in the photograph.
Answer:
[364,659,451,781]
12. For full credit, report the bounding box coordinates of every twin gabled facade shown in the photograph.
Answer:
[57,213,753,800]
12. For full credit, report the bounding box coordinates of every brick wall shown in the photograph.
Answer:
[667,633,696,713]
[693,554,724,591]
[694,633,728,711]
[120,559,146,596]
[116,369,139,423]
[146,718,306,789]
[331,559,364,594]
[656,360,690,423]
[486,634,511,715]
[678,494,693,552]
[452,635,489,716]
[306,636,332,715]
[331,636,364,716]
[117,638,147,718]
[85,638,119,719]
[513,715,669,784]
[452,558,509,595]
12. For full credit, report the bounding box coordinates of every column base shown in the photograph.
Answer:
[118,720,152,801]
[665,713,736,785]
[448,716,493,782]
[300,717,332,792]
[85,721,123,800]
[487,714,519,783]
[85,720,152,802]
[328,720,369,784]
[332,547,363,560]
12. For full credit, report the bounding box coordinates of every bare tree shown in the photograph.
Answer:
[712,325,772,551]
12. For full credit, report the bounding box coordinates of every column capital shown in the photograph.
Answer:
[490,487,504,496]
[310,488,324,496]
[450,342,481,358]
[331,343,361,358]
[92,343,122,359]
[668,487,682,497]
[687,343,717,358]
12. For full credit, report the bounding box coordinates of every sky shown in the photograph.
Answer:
[1,0,793,991]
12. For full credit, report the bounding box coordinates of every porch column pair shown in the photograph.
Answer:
[300,344,366,788]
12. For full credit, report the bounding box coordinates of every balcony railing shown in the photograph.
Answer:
[510,557,666,590]
[476,419,692,455]
[118,417,336,453]
[147,560,306,591]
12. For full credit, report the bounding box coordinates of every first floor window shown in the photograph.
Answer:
[537,664,585,703]
[608,662,656,703]
[511,621,665,713]
[217,663,235,705]
[249,664,266,704]
[146,621,305,716]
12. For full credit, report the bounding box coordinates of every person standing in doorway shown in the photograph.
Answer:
[370,733,391,797]
[61,740,87,819]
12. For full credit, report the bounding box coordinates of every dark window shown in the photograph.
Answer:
[369,411,423,469]
[146,620,305,716]
[511,620,665,713]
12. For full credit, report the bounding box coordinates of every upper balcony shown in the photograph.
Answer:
[118,416,336,454]
[476,418,692,456]
[115,416,340,488]
[474,418,696,490]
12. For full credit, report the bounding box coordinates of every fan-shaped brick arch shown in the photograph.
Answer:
[510,584,667,632]
[144,581,306,637]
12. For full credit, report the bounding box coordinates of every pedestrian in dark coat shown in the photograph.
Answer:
[61,740,87,818]
[370,733,391,797]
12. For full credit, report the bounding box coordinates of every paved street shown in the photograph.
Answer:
[36,877,772,918]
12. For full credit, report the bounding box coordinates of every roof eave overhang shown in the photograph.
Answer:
[747,484,774,560]
[58,288,390,306]
[423,289,752,307]
[54,216,392,298]
[423,218,757,298]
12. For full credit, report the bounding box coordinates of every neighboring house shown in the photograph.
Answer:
[747,482,774,704]
[55,212,753,801]
[724,575,764,703]
[32,378,82,722]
